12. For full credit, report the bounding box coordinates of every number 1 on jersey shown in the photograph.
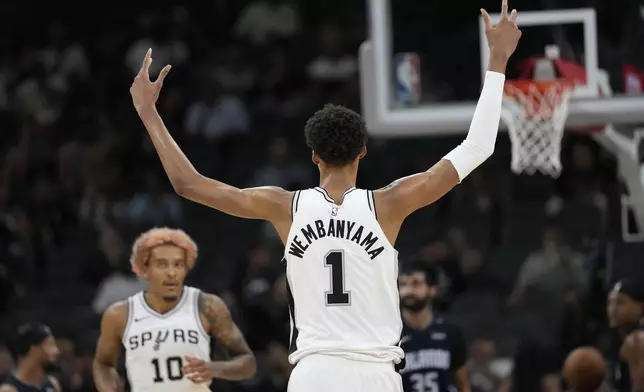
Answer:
[325,251,350,305]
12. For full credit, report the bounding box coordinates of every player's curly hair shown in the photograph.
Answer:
[304,104,368,166]
[130,227,198,277]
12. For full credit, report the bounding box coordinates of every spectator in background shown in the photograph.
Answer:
[92,227,145,314]
[213,46,256,96]
[508,224,588,307]
[511,338,562,392]
[556,140,603,202]
[184,81,250,178]
[57,142,87,216]
[185,82,250,141]
[254,48,311,120]
[163,8,191,68]
[416,238,467,311]
[125,14,167,76]
[116,174,183,227]
[78,182,111,231]
[307,24,357,84]
[40,21,89,92]
[507,224,589,374]
[248,137,312,189]
[231,245,282,352]
[467,336,512,392]
[235,0,301,45]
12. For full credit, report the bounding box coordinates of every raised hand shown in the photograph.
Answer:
[129,49,171,113]
[481,0,522,61]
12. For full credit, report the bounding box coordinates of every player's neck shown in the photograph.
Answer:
[16,358,45,386]
[318,167,357,203]
[403,307,433,330]
[144,290,183,314]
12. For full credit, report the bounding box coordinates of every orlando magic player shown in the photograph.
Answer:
[607,279,644,392]
[92,228,255,392]
[130,2,520,390]
[398,263,469,392]
[0,323,61,392]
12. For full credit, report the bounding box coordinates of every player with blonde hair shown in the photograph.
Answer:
[93,227,256,392]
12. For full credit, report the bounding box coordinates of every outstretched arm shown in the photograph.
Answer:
[93,301,128,392]
[184,293,256,382]
[374,0,521,243]
[130,50,292,226]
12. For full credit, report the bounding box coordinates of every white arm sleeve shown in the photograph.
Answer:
[443,71,505,182]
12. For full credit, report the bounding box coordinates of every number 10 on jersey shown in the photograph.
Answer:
[151,357,183,383]
[325,251,350,305]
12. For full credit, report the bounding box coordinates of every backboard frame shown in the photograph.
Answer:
[361,0,644,137]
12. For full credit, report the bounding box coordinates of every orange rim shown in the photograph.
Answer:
[504,79,574,97]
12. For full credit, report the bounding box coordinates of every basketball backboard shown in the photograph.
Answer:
[360,0,644,136]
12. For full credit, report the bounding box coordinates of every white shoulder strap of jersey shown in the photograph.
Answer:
[188,287,209,339]
[366,189,377,218]
[122,295,136,342]
[291,190,302,220]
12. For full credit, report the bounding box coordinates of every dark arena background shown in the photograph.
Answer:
[1,0,643,392]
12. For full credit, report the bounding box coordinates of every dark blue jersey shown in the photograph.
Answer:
[399,315,467,392]
[1,375,56,392]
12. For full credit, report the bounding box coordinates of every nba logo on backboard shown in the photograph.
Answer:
[395,53,421,105]
[330,206,339,217]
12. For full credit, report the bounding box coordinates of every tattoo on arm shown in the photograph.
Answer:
[199,292,256,380]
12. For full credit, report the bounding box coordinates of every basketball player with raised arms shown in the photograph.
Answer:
[129,1,521,390]
[92,228,256,392]
[0,323,61,392]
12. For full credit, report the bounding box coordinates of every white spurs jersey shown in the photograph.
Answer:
[122,286,211,392]
[284,187,403,365]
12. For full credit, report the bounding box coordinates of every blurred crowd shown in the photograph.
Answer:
[0,0,643,392]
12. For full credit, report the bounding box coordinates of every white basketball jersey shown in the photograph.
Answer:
[284,187,404,365]
[122,286,211,392]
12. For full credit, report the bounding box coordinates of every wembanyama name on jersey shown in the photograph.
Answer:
[288,217,385,260]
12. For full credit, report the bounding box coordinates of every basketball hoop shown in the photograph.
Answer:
[501,79,574,178]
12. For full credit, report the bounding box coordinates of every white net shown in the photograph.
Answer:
[501,81,574,177]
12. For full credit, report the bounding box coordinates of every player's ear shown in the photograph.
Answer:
[138,261,150,280]
[358,146,367,160]
[311,151,321,165]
